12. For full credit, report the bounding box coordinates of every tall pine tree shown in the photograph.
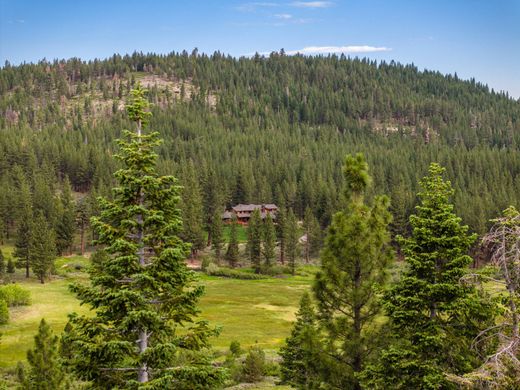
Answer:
[226,215,240,268]
[30,211,56,284]
[247,209,262,273]
[313,153,394,389]
[64,85,224,388]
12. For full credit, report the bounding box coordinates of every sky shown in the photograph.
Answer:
[1,0,519,98]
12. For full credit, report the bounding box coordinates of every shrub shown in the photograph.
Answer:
[241,346,266,383]
[0,299,8,324]
[205,265,266,280]
[7,258,15,274]
[229,340,243,358]
[200,256,212,271]
[0,284,31,306]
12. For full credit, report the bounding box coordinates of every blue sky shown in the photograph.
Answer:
[1,0,519,98]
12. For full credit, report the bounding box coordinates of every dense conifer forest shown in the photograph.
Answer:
[1,51,519,246]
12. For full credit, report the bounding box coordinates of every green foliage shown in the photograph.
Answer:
[247,209,262,273]
[7,258,15,274]
[55,177,75,255]
[229,340,242,358]
[13,172,32,278]
[303,207,321,263]
[30,211,57,283]
[241,346,266,383]
[17,319,64,390]
[284,209,300,276]
[0,248,4,275]
[279,292,322,389]
[225,216,240,268]
[262,213,276,270]
[0,299,8,324]
[0,284,31,306]
[211,210,224,262]
[204,264,266,280]
[64,85,224,388]
[361,163,497,389]
[312,154,394,390]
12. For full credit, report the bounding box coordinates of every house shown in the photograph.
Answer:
[222,204,278,224]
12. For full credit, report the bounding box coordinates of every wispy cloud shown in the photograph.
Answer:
[236,2,279,12]
[274,13,293,19]
[285,45,392,55]
[290,1,333,8]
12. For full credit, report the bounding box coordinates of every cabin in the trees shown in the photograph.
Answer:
[222,204,278,224]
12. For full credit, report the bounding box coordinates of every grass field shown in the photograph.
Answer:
[0,251,313,370]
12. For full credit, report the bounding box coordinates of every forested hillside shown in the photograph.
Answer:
[1,51,519,241]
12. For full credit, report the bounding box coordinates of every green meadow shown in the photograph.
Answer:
[0,249,313,369]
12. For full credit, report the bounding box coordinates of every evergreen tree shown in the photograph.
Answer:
[7,258,15,274]
[277,206,287,265]
[285,209,299,275]
[262,213,276,270]
[303,207,321,263]
[55,177,75,255]
[180,160,206,257]
[313,153,394,390]
[75,197,90,255]
[247,209,262,273]
[226,215,240,268]
[211,210,224,263]
[0,248,5,276]
[279,292,322,389]
[64,85,224,388]
[17,319,64,389]
[30,211,56,284]
[13,176,33,278]
[361,163,496,389]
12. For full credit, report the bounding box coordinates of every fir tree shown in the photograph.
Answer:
[13,176,32,278]
[226,215,240,268]
[55,176,75,255]
[262,213,276,270]
[361,163,496,389]
[279,292,322,389]
[285,209,299,275]
[180,160,206,257]
[303,207,321,263]
[313,153,394,390]
[0,248,5,276]
[30,211,56,284]
[211,210,224,263]
[75,197,90,255]
[276,206,287,265]
[247,209,262,273]
[17,319,64,389]
[65,85,224,388]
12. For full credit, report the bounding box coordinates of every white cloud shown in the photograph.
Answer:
[284,45,392,55]
[290,1,333,8]
[236,2,279,12]
[274,13,293,19]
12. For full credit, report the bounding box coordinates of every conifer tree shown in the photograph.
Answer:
[285,209,300,275]
[180,160,205,257]
[7,258,15,274]
[226,215,240,268]
[75,197,90,255]
[13,175,33,278]
[0,248,5,276]
[277,206,287,265]
[247,209,262,273]
[64,85,224,388]
[211,210,224,263]
[30,211,56,284]
[361,163,496,389]
[17,319,64,389]
[55,177,75,255]
[303,207,321,263]
[313,153,393,389]
[279,292,322,389]
[262,213,276,270]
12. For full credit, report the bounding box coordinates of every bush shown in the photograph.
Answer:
[205,265,266,280]
[7,258,15,274]
[0,299,8,324]
[262,264,292,276]
[0,284,31,306]
[229,340,243,358]
[200,256,212,271]
[241,346,266,383]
